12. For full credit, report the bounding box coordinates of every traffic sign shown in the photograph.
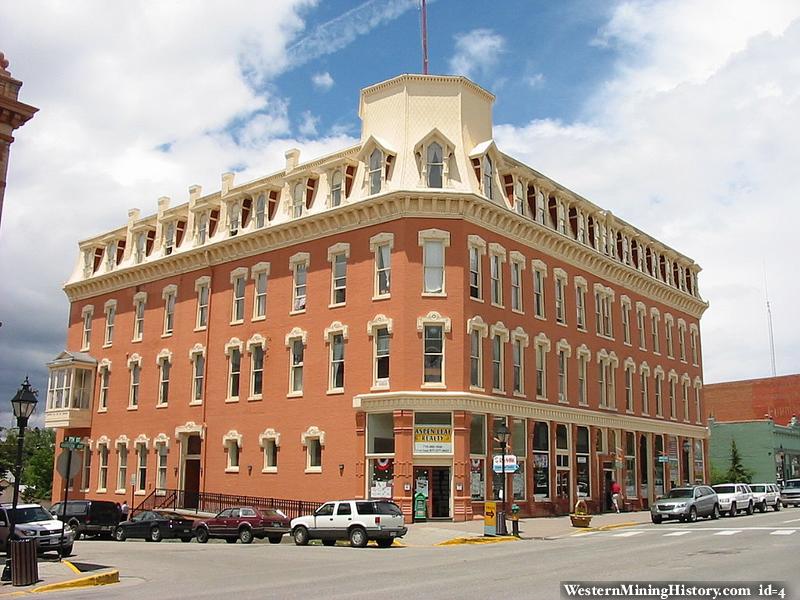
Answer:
[658,456,670,463]
[492,455,519,473]
[56,450,81,479]
[60,436,86,451]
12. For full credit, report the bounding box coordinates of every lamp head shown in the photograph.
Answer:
[11,377,38,420]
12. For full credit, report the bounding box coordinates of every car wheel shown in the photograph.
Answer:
[58,544,73,558]
[745,501,754,516]
[774,501,781,512]
[349,527,368,548]
[68,520,81,540]
[758,502,766,513]
[711,504,720,520]
[114,527,127,542]
[322,539,336,547]
[268,536,282,544]
[687,507,697,523]
[376,538,393,548]
[729,502,737,517]
[195,527,209,544]
[150,527,163,543]
[238,527,254,544]
[225,537,237,544]
[293,526,309,546]
[651,515,662,524]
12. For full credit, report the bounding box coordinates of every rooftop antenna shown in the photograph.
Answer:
[764,262,777,377]
[420,0,429,74]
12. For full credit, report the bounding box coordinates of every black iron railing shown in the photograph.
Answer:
[134,488,322,520]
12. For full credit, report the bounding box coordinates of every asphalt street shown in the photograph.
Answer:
[38,509,800,600]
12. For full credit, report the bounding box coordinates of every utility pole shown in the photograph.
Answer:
[420,0,429,74]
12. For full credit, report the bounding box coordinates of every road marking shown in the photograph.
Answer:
[572,531,598,537]
[770,530,795,536]
[783,518,800,524]
[714,530,741,536]
[663,531,692,537]
[613,531,644,537]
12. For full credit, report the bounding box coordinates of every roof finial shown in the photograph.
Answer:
[0,52,10,74]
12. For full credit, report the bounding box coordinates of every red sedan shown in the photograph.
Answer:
[194,506,290,544]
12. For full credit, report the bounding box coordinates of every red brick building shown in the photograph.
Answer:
[705,374,800,424]
[46,75,709,519]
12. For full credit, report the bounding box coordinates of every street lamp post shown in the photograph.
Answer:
[8,377,38,541]
[495,421,510,535]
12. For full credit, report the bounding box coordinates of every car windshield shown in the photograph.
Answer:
[750,485,766,492]
[713,485,735,494]
[13,506,54,524]
[785,480,800,489]
[664,489,694,499]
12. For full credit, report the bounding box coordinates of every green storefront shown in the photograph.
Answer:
[709,417,800,484]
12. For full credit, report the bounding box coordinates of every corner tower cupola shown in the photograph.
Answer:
[357,74,495,192]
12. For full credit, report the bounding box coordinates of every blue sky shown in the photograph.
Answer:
[1,0,800,426]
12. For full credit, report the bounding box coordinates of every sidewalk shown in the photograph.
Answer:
[402,510,651,546]
[0,558,118,596]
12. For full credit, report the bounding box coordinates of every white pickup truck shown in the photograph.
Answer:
[291,499,407,548]
[712,483,754,517]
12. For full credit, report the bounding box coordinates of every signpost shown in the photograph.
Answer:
[56,436,85,557]
[492,455,519,473]
[484,501,497,536]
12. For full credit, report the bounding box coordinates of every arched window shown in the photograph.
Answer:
[427,142,443,188]
[196,214,208,244]
[331,171,343,207]
[164,223,175,255]
[292,183,305,218]
[514,181,525,215]
[482,155,493,200]
[255,194,266,228]
[369,149,383,195]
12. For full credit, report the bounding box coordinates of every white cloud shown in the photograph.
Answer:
[297,111,319,137]
[495,2,800,384]
[449,29,505,79]
[311,71,334,91]
[524,73,545,89]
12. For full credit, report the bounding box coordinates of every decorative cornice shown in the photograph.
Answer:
[352,391,709,439]
[63,192,708,318]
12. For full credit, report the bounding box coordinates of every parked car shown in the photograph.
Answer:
[0,503,74,557]
[650,486,720,523]
[49,500,120,539]
[712,483,754,516]
[291,500,407,548]
[780,479,800,507]
[749,484,781,512]
[114,510,194,543]
[194,506,290,544]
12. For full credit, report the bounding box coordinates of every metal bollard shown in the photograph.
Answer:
[10,538,38,586]
[496,511,507,536]
[511,518,520,537]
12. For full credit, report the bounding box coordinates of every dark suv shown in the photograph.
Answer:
[49,500,120,539]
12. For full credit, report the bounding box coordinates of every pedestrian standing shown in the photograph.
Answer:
[611,480,622,513]
[120,500,129,520]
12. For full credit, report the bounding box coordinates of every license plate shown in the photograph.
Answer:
[389,532,396,537]
[271,523,281,527]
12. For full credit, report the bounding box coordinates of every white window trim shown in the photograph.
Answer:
[534,333,551,400]
[620,295,632,346]
[301,426,325,473]
[223,430,243,473]
[623,357,637,414]
[155,348,173,407]
[289,252,311,315]
[368,315,394,391]
[229,266,248,325]
[103,299,117,348]
[487,243,507,308]
[162,284,178,337]
[285,327,308,398]
[251,262,270,321]
[419,229,451,297]
[327,243,350,308]
[467,316,489,392]
[81,305,94,351]
[247,334,267,401]
[509,250,526,314]
[489,321,509,394]
[532,259,548,320]
[132,292,147,342]
[224,337,244,403]
[416,311,451,389]
[189,343,206,406]
[554,268,568,326]
[555,338,572,404]
[127,354,142,410]
[370,232,394,300]
[576,344,591,406]
[510,326,529,398]
[574,276,588,331]
[194,276,211,331]
[114,435,129,494]
[96,438,109,493]
[324,321,349,394]
[259,429,280,473]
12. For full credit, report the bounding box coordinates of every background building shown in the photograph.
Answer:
[45,75,708,519]
[705,374,800,423]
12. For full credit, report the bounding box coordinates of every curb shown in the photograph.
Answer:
[569,521,645,535]
[31,569,119,594]
[436,535,520,546]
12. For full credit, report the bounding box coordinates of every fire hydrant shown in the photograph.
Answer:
[510,504,521,537]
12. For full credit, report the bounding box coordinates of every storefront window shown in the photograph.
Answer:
[470,414,486,501]
[576,426,590,499]
[653,435,665,497]
[639,435,649,499]
[512,419,526,501]
[556,424,570,500]
[368,458,394,499]
[367,413,395,499]
[367,413,395,454]
[492,416,506,501]
[625,432,636,498]
[681,439,691,486]
[533,422,550,498]
[693,439,704,483]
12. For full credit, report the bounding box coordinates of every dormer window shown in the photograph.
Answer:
[164,223,175,255]
[292,183,305,218]
[482,156,493,200]
[514,181,525,215]
[229,201,241,236]
[105,241,116,271]
[134,233,146,263]
[331,171,343,207]
[196,213,208,244]
[255,194,266,228]
[369,149,383,195]
[427,142,443,188]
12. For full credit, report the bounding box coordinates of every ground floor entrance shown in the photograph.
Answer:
[413,466,451,520]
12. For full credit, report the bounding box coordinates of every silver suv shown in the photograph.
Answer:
[750,483,781,512]
[651,486,720,523]
[780,479,800,508]
[712,483,754,517]
[291,500,407,548]
[0,503,74,557]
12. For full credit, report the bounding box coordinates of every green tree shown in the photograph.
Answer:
[0,427,55,502]
[725,439,753,483]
